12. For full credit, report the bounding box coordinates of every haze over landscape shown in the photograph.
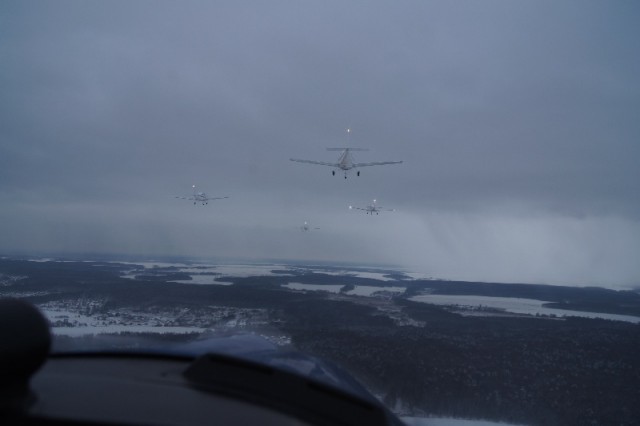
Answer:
[1,1,639,288]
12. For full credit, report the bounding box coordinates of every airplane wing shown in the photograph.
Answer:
[352,161,403,168]
[204,196,229,201]
[290,158,340,167]
[349,206,367,211]
[175,196,195,200]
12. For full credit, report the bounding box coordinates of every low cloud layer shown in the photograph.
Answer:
[1,1,639,288]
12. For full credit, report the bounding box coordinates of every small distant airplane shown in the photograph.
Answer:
[300,221,320,232]
[349,199,395,215]
[175,185,229,205]
[289,129,402,179]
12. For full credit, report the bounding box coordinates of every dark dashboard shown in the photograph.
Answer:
[0,298,402,426]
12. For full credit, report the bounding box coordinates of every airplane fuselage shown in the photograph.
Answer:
[337,151,354,170]
[290,146,400,179]
[176,185,228,206]
[364,205,379,214]
[350,199,390,215]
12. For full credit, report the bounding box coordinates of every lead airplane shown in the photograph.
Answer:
[175,185,229,205]
[349,199,395,215]
[290,129,402,179]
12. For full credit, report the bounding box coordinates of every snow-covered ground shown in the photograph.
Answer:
[2,291,52,298]
[36,298,275,338]
[0,273,27,286]
[408,294,640,323]
[52,325,206,337]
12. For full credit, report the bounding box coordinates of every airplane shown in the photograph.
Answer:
[289,129,403,179]
[175,185,229,205]
[349,199,395,215]
[300,221,320,232]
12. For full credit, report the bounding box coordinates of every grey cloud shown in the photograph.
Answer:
[1,1,639,286]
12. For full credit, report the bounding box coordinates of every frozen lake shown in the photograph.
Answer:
[282,283,407,297]
[169,275,232,285]
[114,261,414,284]
[119,263,295,282]
[282,283,345,293]
[408,294,640,324]
[345,285,406,296]
[296,267,403,281]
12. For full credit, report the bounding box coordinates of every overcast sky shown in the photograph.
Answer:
[1,1,639,288]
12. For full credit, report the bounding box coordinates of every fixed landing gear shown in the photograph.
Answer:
[357,171,360,176]
[332,170,335,176]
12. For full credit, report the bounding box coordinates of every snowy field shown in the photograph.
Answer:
[51,325,205,337]
[408,294,640,324]
[36,297,274,338]
[0,273,27,286]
